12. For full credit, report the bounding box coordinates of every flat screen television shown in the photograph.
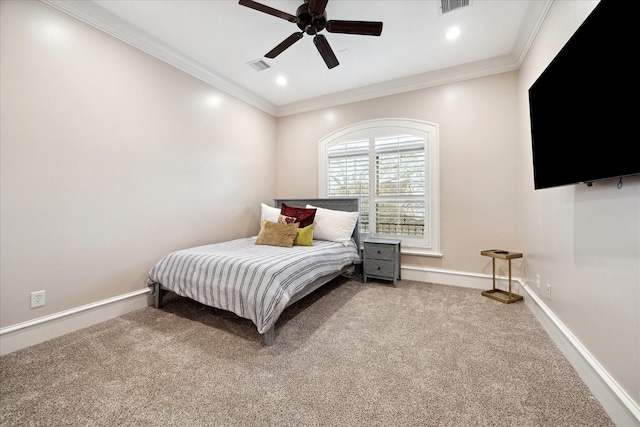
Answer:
[528,0,638,190]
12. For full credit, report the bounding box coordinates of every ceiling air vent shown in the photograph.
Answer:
[440,0,471,14]
[247,59,271,71]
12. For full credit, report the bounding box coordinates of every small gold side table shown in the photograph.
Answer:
[481,249,523,304]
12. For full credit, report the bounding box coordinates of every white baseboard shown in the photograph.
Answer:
[0,268,493,357]
[0,288,150,356]
[401,264,518,292]
[518,280,640,427]
[402,265,640,427]
[1,268,638,426]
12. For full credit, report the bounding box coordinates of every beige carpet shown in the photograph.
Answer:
[1,278,614,426]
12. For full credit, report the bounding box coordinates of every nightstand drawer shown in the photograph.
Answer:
[364,244,396,261]
[364,259,395,277]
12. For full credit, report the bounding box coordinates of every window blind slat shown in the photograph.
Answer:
[327,133,427,239]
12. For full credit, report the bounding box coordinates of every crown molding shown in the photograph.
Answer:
[511,0,554,68]
[276,55,519,116]
[41,0,553,118]
[41,0,278,116]
[275,0,553,117]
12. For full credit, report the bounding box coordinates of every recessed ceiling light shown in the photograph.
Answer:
[446,27,461,40]
[276,76,287,85]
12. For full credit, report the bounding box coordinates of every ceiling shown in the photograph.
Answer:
[44,0,552,116]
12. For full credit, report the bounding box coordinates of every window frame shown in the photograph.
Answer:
[319,118,440,256]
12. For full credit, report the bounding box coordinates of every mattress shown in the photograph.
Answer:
[147,236,360,334]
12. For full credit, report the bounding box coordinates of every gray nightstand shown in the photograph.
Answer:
[363,238,401,287]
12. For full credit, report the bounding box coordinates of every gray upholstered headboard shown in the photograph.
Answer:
[274,198,361,249]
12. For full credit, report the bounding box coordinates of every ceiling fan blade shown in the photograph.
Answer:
[265,32,304,58]
[326,20,383,36]
[238,0,297,23]
[313,34,339,69]
[308,0,329,16]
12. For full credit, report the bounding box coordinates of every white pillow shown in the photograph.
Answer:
[260,203,280,223]
[307,204,359,246]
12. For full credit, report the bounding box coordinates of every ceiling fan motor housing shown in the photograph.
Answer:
[296,3,327,35]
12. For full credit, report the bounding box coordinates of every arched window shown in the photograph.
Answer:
[319,119,440,255]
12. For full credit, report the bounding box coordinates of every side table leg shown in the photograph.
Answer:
[492,258,496,290]
[508,259,512,299]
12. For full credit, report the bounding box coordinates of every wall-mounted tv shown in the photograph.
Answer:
[528,0,638,190]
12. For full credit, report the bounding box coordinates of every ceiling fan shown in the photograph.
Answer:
[239,0,383,69]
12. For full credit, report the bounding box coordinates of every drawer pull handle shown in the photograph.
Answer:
[377,250,381,254]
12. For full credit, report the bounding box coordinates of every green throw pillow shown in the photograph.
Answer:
[294,224,314,246]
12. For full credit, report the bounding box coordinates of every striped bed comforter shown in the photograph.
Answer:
[147,237,360,334]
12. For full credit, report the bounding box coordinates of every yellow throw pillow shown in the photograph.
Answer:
[294,224,314,246]
[255,221,299,248]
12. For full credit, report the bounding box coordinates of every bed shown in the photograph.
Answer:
[147,198,361,346]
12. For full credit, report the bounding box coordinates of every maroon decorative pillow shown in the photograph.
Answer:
[280,203,317,228]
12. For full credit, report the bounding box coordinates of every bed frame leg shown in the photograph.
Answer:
[263,326,275,347]
[154,283,165,309]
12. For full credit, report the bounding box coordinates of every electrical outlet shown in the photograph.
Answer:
[31,290,46,308]
[546,284,551,299]
[536,274,541,289]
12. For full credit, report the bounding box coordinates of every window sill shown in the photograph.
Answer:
[401,247,443,258]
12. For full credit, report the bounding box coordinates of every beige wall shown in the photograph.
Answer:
[517,0,639,408]
[2,0,638,415]
[276,0,639,409]
[276,73,522,276]
[0,0,277,327]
